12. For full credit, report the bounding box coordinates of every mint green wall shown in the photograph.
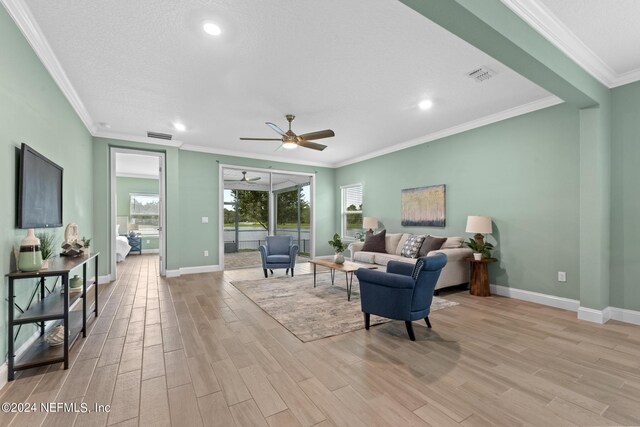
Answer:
[115,176,159,218]
[93,139,335,274]
[1,6,93,357]
[336,104,581,299]
[611,80,640,311]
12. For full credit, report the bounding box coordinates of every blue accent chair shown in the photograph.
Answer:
[259,236,299,278]
[355,253,447,341]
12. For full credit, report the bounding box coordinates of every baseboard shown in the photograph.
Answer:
[141,249,159,254]
[98,274,112,284]
[490,284,580,312]
[607,306,640,325]
[165,265,222,277]
[0,327,49,391]
[577,306,611,324]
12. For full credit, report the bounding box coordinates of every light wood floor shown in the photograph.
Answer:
[2,254,640,426]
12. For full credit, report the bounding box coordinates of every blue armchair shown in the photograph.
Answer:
[259,236,299,278]
[355,253,447,341]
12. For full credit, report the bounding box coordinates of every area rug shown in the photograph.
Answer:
[231,273,459,342]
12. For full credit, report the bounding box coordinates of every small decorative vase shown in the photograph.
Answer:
[41,259,49,270]
[334,252,345,264]
[70,274,82,289]
[18,229,43,272]
[473,253,482,261]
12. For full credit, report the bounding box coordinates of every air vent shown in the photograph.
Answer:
[466,66,497,82]
[147,131,173,140]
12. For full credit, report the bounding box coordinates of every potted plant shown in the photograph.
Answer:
[465,238,494,261]
[328,233,348,264]
[36,231,56,269]
[82,236,92,252]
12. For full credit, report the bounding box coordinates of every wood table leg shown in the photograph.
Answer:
[469,263,491,297]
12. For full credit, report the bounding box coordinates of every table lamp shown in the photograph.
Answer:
[466,216,492,245]
[363,217,378,233]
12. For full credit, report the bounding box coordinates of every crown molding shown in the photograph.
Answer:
[501,0,640,88]
[93,130,184,149]
[180,143,334,168]
[333,96,563,168]
[2,0,96,133]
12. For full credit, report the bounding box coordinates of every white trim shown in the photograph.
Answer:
[181,143,333,168]
[116,172,160,180]
[500,0,640,88]
[334,96,563,168]
[577,306,611,324]
[94,130,183,148]
[1,0,96,134]
[490,284,580,312]
[165,265,222,277]
[141,249,160,254]
[98,274,112,284]
[608,306,640,326]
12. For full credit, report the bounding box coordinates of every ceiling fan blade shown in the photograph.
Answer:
[298,129,335,141]
[240,137,282,141]
[297,140,327,151]
[266,122,286,136]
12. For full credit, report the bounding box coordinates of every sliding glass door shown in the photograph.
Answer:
[273,173,311,256]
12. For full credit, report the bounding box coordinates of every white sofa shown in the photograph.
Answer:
[349,233,472,290]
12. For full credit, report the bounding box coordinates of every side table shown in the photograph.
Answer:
[466,257,497,297]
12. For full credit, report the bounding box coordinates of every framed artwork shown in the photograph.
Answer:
[401,184,446,227]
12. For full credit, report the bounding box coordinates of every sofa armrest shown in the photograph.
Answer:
[355,269,415,289]
[349,241,365,260]
[387,261,414,277]
[429,247,472,262]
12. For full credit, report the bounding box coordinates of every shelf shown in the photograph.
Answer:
[14,282,95,325]
[14,311,84,371]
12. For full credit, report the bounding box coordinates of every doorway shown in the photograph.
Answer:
[110,148,166,280]
[220,166,315,270]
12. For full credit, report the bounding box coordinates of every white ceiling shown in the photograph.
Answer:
[223,168,311,192]
[9,0,564,167]
[116,153,159,179]
[502,0,640,87]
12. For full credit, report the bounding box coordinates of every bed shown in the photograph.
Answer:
[115,225,131,262]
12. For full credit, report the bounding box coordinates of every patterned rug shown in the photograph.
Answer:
[231,273,459,342]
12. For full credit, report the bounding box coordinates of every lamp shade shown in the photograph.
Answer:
[363,217,378,230]
[466,216,492,234]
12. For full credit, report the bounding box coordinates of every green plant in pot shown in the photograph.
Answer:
[465,238,494,261]
[36,231,57,269]
[328,233,348,264]
[82,236,92,251]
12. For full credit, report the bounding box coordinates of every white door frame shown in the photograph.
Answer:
[218,164,316,270]
[110,147,167,280]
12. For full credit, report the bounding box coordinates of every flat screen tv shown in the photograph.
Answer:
[18,143,63,229]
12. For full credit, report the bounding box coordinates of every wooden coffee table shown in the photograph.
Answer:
[309,258,377,301]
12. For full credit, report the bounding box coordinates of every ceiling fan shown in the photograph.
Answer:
[224,171,261,184]
[240,114,334,151]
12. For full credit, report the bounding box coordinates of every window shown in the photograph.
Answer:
[341,184,363,238]
[130,193,159,233]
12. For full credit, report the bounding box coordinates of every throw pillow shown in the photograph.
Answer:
[401,234,426,258]
[362,229,387,253]
[418,235,447,257]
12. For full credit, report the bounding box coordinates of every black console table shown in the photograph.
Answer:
[5,252,99,381]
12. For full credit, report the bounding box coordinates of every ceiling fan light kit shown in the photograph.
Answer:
[240,114,335,151]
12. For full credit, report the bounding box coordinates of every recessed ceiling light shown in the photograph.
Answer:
[173,122,186,132]
[203,22,222,36]
[418,99,433,110]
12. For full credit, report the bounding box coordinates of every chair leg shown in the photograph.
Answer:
[291,268,294,277]
[364,313,370,330]
[263,269,268,278]
[269,269,274,276]
[286,268,289,275]
[425,316,432,328]
[405,321,416,341]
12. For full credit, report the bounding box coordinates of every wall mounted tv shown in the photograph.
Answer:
[18,143,63,229]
